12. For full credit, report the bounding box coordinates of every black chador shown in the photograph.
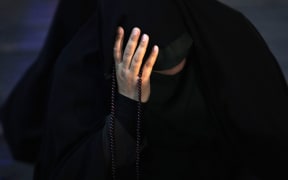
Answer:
[1,0,288,179]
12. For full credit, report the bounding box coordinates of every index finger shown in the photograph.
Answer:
[113,26,124,64]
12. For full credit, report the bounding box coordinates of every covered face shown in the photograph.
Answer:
[100,0,193,71]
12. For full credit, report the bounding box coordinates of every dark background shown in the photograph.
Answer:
[0,0,287,179]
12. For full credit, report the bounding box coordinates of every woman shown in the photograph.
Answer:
[1,0,288,179]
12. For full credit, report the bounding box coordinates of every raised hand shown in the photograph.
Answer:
[113,27,159,103]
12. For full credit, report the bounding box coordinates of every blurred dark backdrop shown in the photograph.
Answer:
[0,0,287,179]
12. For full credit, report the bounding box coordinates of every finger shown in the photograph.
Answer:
[113,26,124,64]
[122,27,141,69]
[142,45,159,80]
[130,34,149,75]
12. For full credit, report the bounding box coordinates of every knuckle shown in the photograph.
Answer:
[130,35,137,41]
[133,56,141,63]
[145,61,153,68]
[141,74,149,82]
[141,78,149,84]
[117,33,123,40]
[140,42,147,50]
[130,64,139,72]
[123,50,133,58]
[113,46,119,52]
[130,63,136,70]
[119,69,128,77]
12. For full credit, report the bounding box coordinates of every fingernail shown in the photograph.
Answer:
[154,45,159,51]
[133,28,139,35]
[142,34,148,42]
[118,26,122,33]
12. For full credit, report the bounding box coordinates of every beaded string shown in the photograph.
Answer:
[109,65,117,180]
[136,72,143,180]
[109,65,143,180]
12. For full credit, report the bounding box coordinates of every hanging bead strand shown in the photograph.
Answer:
[109,65,117,180]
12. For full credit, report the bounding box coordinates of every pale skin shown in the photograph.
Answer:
[113,26,186,102]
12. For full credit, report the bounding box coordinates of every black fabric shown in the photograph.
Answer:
[145,57,213,149]
[0,0,97,163]
[177,1,288,177]
[116,93,143,137]
[156,32,193,70]
[143,56,231,179]
[0,0,287,179]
